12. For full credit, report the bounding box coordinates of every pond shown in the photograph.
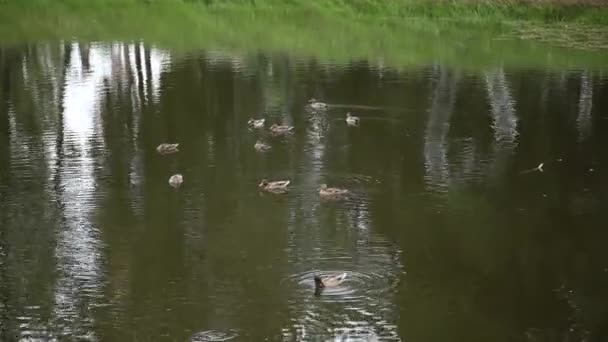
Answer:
[0,38,607,341]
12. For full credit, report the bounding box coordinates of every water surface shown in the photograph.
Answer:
[1,42,607,341]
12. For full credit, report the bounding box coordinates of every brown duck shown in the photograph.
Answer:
[258,179,290,194]
[157,143,179,155]
[314,273,347,294]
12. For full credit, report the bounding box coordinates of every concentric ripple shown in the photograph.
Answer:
[280,262,401,340]
[282,270,379,302]
[278,216,403,341]
[190,329,239,341]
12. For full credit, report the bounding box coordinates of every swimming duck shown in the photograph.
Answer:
[346,112,360,126]
[254,140,272,152]
[308,98,328,111]
[258,179,290,194]
[156,143,179,155]
[319,184,349,198]
[168,174,183,188]
[270,124,294,135]
[314,273,347,294]
[248,118,265,129]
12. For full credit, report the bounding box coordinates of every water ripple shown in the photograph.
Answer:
[280,237,402,340]
[283,270,375,302]
[190,329,239,341]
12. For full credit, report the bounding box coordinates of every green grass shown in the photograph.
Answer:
[197,0,608,25]
[5,0,608,24]
[0,0,607,71]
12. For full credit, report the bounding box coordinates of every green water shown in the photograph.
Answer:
[1,11,608,342]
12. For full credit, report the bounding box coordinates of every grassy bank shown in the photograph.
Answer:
[11,0,608,24]
[0,0,606,71]
[210,0,608,25]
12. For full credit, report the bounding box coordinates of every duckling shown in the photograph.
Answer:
[346,112,360,126]
[314,273,347,294]
[168,174,183,188]
[258,179,290,194]
[270,124,294,136]
[156,143,179,155]
[308,98,328,111]
[319,184,349,198]
[254,140,272,152]
[248,118,265,129]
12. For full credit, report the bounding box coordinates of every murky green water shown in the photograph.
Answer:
[1,42,607,341]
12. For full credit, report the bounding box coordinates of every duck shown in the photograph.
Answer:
[308,98,328,111]
[156,143,179,155]
[319,184,349,198]
[346,112,360,126]
[248,118,265,129]
[168,174,183,188]
[314,273,347,294]
[258,179,290,194]
[269,124,294,135]
[254,140,272,152]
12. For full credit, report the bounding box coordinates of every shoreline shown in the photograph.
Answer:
[0,1,606,71]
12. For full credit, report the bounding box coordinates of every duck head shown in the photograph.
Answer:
[314,276,325,296]
[319,184,328,190]
[258,179,269,188]
[314,276,325,289]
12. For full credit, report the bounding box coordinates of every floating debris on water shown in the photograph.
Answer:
[520,162,544,174]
